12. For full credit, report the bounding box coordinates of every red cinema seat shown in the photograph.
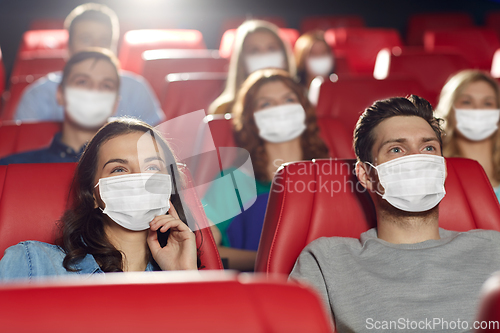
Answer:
[0,121,61,159]
[0,165,6,199]
[29,18,65,30]
[424,28,500,71]
[141,49,228,100]
[162,72,227,119]
[219,28,300,59]
[373,48,472,106]
[119,29,206,75]
[406,12,474,46]
[317,117,355,159]
[315,76,428,133]
[17,29,68,55]
[0,163,223,270]
[255,158,500,275]
[0,273,333,333]
[324,28,403,75]
[300,15,365,33]
[486,11,500,40]
[475,272,500,332]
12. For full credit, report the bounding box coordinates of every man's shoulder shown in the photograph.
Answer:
[305,235,362,253]
[119,70,149,87]
[0,147,51,165]
[24,72,61,92]
[460,228,500,242]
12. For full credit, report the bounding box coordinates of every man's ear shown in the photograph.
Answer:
[356,161,374,191]
[56,85,65,106]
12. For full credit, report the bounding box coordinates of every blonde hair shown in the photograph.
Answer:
[435,69,500,181]
[208,20,296,114]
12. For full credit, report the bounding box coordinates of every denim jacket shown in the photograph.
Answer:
[0,241,156,282]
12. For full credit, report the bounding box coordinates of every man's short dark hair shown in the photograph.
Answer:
[353,95,443,163]
[60,48,120,89]
[64,3,119,49]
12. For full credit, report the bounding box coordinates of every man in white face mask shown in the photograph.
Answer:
[13,3,164,126]
[0,49,119,165]
[290,95,500,333]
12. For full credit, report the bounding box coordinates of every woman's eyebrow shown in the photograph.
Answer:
[144,156,165,164]
[103,158,128,169]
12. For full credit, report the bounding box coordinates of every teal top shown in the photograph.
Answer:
[201,168,271,247]
[494,185,500,203]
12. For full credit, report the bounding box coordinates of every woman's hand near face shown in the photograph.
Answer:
[147,203,197,271]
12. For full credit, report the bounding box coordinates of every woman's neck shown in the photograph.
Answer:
[61,120,98,152]
[265,137,303,180]
[104,221,149,272]
[456,136,498,187]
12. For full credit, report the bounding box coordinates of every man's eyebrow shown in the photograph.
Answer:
[144,156,165,164]
[69,73,90,80]
[422,137,439,143]
[378,138,406,152]
[103,158,127,169]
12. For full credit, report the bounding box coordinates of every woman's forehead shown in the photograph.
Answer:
[98,132,166,163]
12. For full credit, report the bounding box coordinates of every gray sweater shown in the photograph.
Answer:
[290,228,500,333]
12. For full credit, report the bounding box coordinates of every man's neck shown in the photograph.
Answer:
[375,198,441,244]
[61,120,98,152]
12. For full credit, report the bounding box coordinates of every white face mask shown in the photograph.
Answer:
[307,56,334,77]
[365,154,446,212]
[254,103,306,143]
[95,173,172,231]
[454,108,500,141]
[65,87,117,129]
[245,51,286,74]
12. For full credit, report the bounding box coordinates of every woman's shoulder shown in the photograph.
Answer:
[0,241,67,281]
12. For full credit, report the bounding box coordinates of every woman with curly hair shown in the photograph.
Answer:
[0,118,199,280]
[203,69,329,271]
[435,70,500,200]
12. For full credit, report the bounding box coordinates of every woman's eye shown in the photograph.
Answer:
[258,102,271,109]
[146,164,161,171]
[111,167,125,173]
[286,97,298,103]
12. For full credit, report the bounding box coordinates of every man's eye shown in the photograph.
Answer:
[424,146,436,151]
[390,147,402,153]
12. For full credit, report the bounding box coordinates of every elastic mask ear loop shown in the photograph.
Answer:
[94,181,104,212]
[361,161,384,197]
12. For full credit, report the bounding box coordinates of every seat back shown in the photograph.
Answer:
[220,16,287,33]
[119,29,206,74]
[0,121,61,159]
[300,15,365,33]
[0,163,223,269]
[374,48,472,106]
[406,12,474,46]
[219,28,299,59]
[255,158,500,274]
[315,76,428,133]
[0,273,333,333]
[476,272,500,332]
[0,46,4,101]
[424,28,500,70]
[141,49,228,100]
[0,165,6,200]
[317,117,355,159]
[324,27,403,75]
[162,72,226,119]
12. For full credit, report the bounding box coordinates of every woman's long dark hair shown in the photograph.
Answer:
[58,118,202,272]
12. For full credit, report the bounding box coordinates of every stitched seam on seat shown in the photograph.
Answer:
[267,170,288,274]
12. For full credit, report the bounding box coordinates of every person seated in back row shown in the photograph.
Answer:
[290,95,500,332]
[203,69,329,271]
[14,2,164,126]
[0,49,119,165]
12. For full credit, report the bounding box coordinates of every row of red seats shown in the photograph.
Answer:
[1,27,497,122]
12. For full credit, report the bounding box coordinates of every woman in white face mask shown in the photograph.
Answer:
[202,69,329,271]
[208,20,296,115]
[294,30,335,90]
[435,70,500,200]
[0,119,200,280]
